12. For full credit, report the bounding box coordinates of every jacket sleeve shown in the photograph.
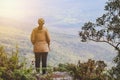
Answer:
[31,29,36,45]
[46,29,50,45]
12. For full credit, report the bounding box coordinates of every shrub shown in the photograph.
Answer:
[0,46,36,80]
[54,59,109,80]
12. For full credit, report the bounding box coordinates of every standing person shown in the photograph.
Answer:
[31,18,50,74]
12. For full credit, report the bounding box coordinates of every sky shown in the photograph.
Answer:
[0,0,108,34]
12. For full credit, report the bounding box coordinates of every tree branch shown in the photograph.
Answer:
[116,43,120,48]
[89,38,120,52]
[89,38,117,49]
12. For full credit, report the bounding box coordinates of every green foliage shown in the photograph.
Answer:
[0,45,118,80]
[79,0,120,79]
[0,46,36,80]
[54,59,109,80]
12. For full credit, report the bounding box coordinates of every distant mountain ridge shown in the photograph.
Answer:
[0,26,116,67]
[0,17,116,67]
[0,17,34,32]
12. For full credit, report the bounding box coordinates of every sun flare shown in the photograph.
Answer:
[0,0,25,19]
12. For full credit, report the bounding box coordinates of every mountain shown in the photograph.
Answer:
[0,17,116,67]
[0,17,34,32]
[0,25,116,68]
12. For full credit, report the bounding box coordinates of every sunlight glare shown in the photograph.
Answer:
[0,0,25,19]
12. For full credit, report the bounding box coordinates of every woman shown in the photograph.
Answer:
[31,18,50,74]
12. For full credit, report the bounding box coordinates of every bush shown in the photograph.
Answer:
[0,46,36,80]
[54,59,109,80]
[0,45,116,80]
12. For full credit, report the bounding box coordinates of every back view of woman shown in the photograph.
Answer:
[31,18,50,74]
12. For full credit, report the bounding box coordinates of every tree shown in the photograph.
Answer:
[79,0,120,79]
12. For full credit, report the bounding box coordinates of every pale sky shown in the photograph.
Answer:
[0,0,108,33]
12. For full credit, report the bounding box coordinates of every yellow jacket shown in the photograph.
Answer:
[31,27,50,52]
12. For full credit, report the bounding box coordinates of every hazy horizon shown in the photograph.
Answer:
[0,0,116,67]
[0,0,107,28]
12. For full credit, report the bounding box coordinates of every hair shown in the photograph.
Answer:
[38,18,45,24]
